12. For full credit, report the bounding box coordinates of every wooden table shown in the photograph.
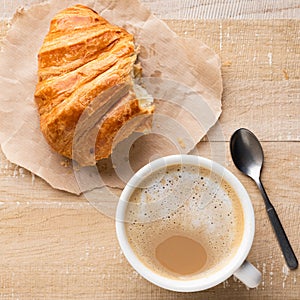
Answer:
[0,1,299,299]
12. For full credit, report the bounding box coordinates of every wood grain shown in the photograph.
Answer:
[1,0,300,20]
[0,193,299,299]
[142,0,300,20]
[0,17,300,300]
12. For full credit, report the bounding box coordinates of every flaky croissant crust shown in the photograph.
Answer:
[35,4,153,165]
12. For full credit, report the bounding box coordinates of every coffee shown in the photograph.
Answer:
[155,235,207,275]
[125,163,244,279]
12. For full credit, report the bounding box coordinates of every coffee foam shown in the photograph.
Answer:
[125,164,244,279]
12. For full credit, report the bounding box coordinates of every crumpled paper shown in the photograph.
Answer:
[0,0,222,195]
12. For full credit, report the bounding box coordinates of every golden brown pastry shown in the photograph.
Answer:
[35,4,154,166]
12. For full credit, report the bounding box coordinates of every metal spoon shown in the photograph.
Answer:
[230,128,298,270]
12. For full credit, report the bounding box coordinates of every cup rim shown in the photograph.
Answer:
[116,154,255,292]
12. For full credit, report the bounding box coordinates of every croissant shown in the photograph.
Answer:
[34,4,154,166]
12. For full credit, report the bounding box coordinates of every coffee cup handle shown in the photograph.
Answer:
[233,260,261,288]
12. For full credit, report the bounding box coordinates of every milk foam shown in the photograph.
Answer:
[125,164,244,279]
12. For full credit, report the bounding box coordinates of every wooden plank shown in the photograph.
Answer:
[1,140,300,206]
[166,20,300,82]
[0,201,299,299]
[1,0,300,20]
[142,0,300,20]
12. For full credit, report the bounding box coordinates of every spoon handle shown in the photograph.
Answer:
[256,180,298,270]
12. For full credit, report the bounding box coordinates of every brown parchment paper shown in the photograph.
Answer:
[0,0,222,195]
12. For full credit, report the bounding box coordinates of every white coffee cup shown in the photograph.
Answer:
[116,155,261,292]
